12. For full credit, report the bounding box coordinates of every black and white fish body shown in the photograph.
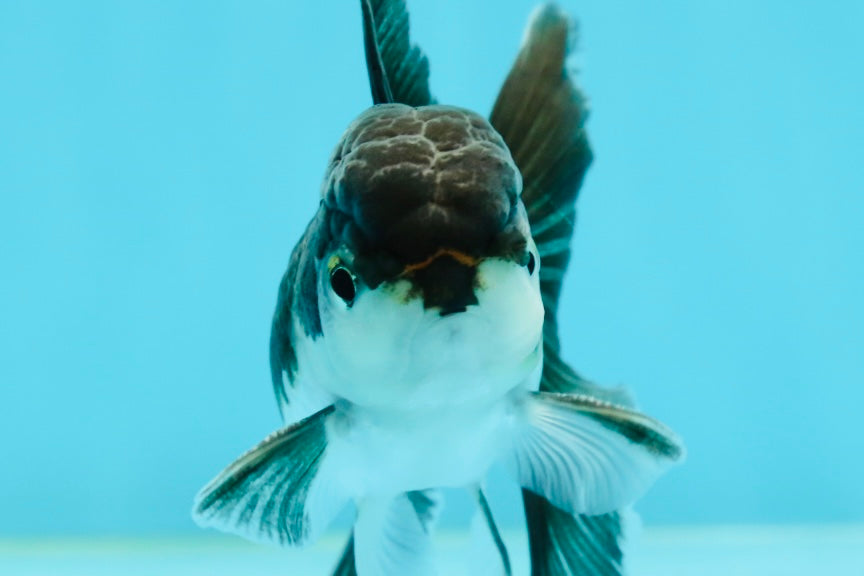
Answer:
[194,2,685,575]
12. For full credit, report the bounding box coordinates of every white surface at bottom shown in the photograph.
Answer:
[1,525,862,576]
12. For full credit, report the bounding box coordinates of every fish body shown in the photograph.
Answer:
[272,102,547,525]
[194,2,685,575]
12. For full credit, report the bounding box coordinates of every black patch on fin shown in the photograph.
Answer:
[540,392,684,460]
[524,490,625,576]
[193,405,338,546]
[406,489,442,532]
[360,0,435,106]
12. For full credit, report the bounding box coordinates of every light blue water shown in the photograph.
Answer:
[1,0,862,558]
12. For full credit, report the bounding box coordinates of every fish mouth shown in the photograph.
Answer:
[401,248,480,275]
[401,249,481,316]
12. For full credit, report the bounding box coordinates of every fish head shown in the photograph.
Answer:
[301,104,544,408]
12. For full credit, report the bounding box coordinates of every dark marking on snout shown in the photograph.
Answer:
[407,252,479,316]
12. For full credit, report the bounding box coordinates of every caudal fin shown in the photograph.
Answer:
[524,490,628,576]
[492,5,670,574]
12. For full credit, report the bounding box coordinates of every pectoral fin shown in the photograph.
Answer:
[511,392,684,516]
[193,405,349,547]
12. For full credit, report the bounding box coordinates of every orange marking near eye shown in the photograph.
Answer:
[402,249,480,275]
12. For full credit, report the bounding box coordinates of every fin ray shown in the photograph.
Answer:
[511,392,684,516]
[361,0,435,106]
[354,493,439,576]
[332,533,358,576]
[476,487,512,576]
[490,4,590,325]
[330,490,441,576]
[524,490,626,576]
[193,406,347,547]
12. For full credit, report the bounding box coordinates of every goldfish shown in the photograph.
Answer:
[193,1,684,574]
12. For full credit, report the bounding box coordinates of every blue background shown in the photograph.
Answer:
[1,0,862,537]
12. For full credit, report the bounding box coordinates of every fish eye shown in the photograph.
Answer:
[330,266,357,305]
[526,251,537,275]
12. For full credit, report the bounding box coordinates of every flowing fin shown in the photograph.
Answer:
[332,533,357,576]
[360,0,435,106]
[529,340,633,576]
[511,392,684,517]
[270,215,327,418]
[475,487,512,576]
[354,493,439,576]
[524,491,627,576]
[269,241,303,413]
[488,3,606,401]
[491,5,642,572]
[193,406,349,547]
[490,3,590,331]
[491,4,622,404]
[330,490,441,576]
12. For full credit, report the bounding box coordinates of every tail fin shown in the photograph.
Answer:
[490,5,647,574]
[490,2,591,339]
[332,533,357,576]
[524,491,626,576]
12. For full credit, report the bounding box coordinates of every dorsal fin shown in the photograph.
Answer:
[360,0,435,106]
[361,0,393,103]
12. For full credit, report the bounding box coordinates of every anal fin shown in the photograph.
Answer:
[354,492,441,576]
[332,490,441,576]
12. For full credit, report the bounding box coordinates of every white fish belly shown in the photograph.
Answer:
[324,396,519,497]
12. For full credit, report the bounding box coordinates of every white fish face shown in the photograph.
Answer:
[297,250,545,410]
